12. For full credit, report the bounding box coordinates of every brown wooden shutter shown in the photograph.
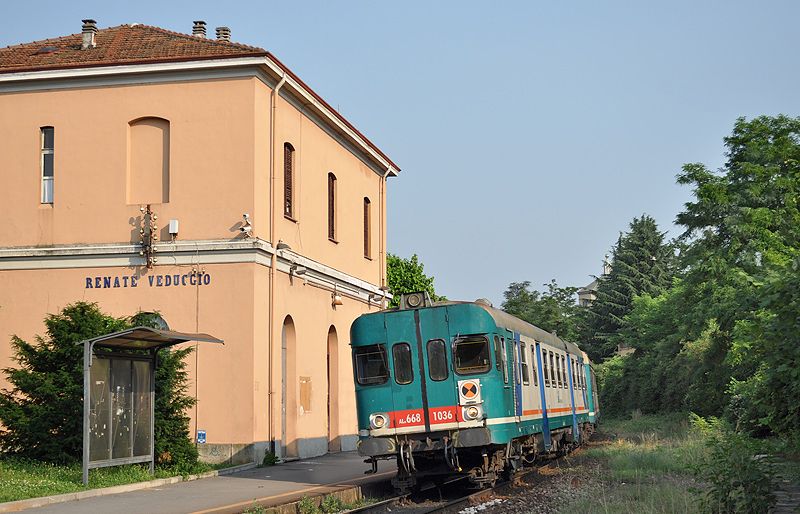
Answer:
[328,173,336,240]
[284,144,293,217]
[363,197,371,258]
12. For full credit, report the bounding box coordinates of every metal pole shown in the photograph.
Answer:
[82,342,91,485]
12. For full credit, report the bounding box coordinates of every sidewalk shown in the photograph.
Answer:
[22,452,395,514]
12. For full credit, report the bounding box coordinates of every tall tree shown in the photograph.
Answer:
[386,253,445,307]
[582,215,675,361]
[502,280,581,342]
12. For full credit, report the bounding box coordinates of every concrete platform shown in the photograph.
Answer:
[26,452,395,514]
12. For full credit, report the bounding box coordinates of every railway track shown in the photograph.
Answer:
[348,460,558,514]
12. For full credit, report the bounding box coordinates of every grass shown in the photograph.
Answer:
[240,494,377,514]
[556,413,705,514]
[0,457,220,504]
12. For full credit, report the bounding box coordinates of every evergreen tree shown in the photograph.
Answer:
[0,303,199,467]
[582,215,675,361]
[0,303,128,462]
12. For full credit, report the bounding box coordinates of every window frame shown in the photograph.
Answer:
[327,172,337,242]
[283,143,295,220]
[551,352,558,387]
[520,343,530,385]
[392,342,414,385]
[363,197,372,259]
[531,346,538,386]
[453,335,491,376]
[543,348,550,387]
[561,354,567,389]
[40,126,54,204]
[426,339,449,381]
[353,344,389,386]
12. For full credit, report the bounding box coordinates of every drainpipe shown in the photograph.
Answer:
[379,167,392,298]
[268,72,287,454]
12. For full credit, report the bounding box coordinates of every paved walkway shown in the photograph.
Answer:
[28,452,395,514]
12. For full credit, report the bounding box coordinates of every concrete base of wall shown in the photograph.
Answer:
[199,435,359,466]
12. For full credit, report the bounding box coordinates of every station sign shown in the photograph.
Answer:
[84,272,212,289]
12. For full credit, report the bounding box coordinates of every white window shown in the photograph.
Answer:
[41,127,54,203]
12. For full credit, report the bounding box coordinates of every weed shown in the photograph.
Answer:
[320,494,344,513]
[260,451,280,467]
[298,495,319,514]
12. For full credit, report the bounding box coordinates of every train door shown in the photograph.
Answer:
[417,307,459,430]
[384,310,425,431]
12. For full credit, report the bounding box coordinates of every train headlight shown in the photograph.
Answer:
[369,413,389,429]
[464,406,481,420]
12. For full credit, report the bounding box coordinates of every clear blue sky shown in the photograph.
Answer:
[3,1,799,305]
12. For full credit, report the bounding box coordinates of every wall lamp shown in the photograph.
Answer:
[332,288,343,307]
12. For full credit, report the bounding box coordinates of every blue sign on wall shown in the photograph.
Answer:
[197,430,206,444]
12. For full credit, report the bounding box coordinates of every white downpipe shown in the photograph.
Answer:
[268,73,287,454]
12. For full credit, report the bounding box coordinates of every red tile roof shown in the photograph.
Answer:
[0,24,267,73]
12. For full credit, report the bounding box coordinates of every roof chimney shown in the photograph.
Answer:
[192,20,206,38]
[215,26,231,42]
[81,19,97,49]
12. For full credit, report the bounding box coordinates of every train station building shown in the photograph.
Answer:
[0,20,398,463]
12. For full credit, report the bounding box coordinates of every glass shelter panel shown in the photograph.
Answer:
[89,359,111,462]
[111,359,133,459]
[132,360,152,457]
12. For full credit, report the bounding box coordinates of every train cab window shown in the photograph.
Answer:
[427,339,448,381]
[549,351,556,386]
[354,344,389,386]
[392,343,414,385]
[454,336,491,375]
[520,343,530,385]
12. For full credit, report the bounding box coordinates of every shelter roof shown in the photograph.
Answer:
[78,326,223,351]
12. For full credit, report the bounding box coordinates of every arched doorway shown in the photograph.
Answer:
[327,326,340,452]
[281,316,297,458]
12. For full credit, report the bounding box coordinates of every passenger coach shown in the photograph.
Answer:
[350,292,599,492]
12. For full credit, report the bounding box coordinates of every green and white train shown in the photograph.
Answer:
[350,292,599,492]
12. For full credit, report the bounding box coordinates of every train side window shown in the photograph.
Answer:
[531,346,538,386]
[520,343,530,385]
[454,335,491,375]
[555,354,562,388]
[572,359,578,389]
[392,343,414,385]
[561,355,567,389]
[493,336,502,372]
[427,339,448,381]
[354,344,389,386]
[549,351,556,386]
[542,349,550,387]
[500,338,509,383]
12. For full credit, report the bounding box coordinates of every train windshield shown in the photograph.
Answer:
[453,335,491,375]
[354,344,389,386]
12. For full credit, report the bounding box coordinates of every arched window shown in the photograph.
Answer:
[40,126,54,204]
[327,173,337,241]
[128,117,170,204]
[363,197,371,259]
[284,143,295,219]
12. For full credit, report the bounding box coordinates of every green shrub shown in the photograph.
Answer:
[694,430,776,514]
[298,495,319,514]
[320,494,345,513]
[260,451,279,467]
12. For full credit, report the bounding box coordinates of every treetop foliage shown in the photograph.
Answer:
[501,279,581,342]
[386,253,445,307]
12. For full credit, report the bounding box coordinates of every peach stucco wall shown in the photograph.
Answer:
[0,70,390,455]
[0,77,260,247]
